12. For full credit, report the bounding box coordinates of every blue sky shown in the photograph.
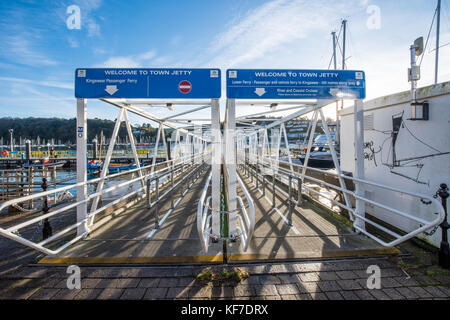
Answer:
[0,0,449,124]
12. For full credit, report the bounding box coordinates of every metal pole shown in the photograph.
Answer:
[435,0,441,84]
[288,175,293,220]
[437,183,449,268]
[92,139,98,160]
[342,19,347,70]
[297,177,302,205]
[25,139,31,164]
[332,31,340,149]
[124,110,144,188]
[272,173,276,207]
[410,44,417,102]
[76,98,88,236]
[171,161,174,209]
[341,20,347,117]
[211,98,221,240]
[353,99,365,231]
[263,174,266,196]
[41,177,52,239]
[225,98,238,240]
[9,129,13,153]
[146,178,151,208]
[154,176,159,229]
[90,108,124,216]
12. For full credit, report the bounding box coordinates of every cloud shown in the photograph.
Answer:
[4,82,75,116]
[170,35,182,46]
[86,19,101,37]
[98,56,141,68]
[97,49,158,67]
[0,77,73,90]
[2,34,59,67]
[68,37,79,48]
[208,0,361,67]
[136,50,157,61]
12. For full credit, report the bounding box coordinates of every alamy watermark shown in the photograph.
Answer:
[66,5,81,30]
[366,4,381,30]
[66,264,81,289]
[366,264,381,289]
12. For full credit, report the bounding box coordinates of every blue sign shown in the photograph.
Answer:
[226,69,365,99]
[75,68,221,99]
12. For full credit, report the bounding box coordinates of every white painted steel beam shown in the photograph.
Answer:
[161,105,211,120]
[101,99,208,142]
[235,100,318,105]
[225,99,238,239]
[89,108,125,220]
[319,108,353,219]
[210,98,221,239]
[123,109,145,189]
[353,99,365,231]
[76,98,89,236]
[236,105,312,120]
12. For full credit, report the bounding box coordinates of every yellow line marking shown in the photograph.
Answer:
[228,247,401,261]
[38,255,224,264]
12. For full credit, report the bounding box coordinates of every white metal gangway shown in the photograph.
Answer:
[233,98,445,247]
[0,67,446,259]
[0,94,221,256]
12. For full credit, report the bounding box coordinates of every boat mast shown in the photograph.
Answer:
[332,31,340,149]
[435,0,441,84]
[342,19,347,70]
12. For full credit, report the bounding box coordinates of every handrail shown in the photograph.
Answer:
[237,174,255,251]
[0,153,208,213]
[240,152,445,248]
[197,171,212,253]
[0,152,210,255]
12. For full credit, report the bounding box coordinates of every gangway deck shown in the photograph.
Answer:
[38,165,399,265]
[39,165,224,264]
[227,168,400,262]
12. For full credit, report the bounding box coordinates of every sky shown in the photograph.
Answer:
[0,0,449,125]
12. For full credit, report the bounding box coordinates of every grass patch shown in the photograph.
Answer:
[397,260,421,270]
[196,271,213,281]
[196,267,249,285]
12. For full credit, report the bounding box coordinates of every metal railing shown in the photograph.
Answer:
[147,159,207,231]
[197,172,212,253]
[0,152,209,255]
[239,152,445,247]
[236,174,255,251]
[196,170,255,253]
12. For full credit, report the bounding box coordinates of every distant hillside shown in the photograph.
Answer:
[0,117,164,145]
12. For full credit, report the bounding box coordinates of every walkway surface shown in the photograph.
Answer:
[39,164,224,264]
[0,256,449,300]
[227,169,398,261]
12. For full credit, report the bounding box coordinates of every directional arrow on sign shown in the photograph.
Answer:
[105,85,118,95]
[254,88,266,97]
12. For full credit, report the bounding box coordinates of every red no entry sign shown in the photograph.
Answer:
[178,80,192,94]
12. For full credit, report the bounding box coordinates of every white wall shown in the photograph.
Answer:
[340,81,450,247]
